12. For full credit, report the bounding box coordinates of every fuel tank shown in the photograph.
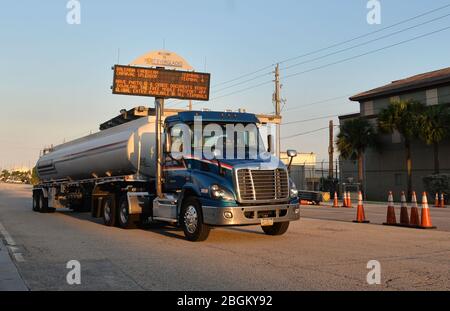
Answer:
[36,116,156,181]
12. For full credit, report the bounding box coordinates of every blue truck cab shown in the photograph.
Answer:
[158,110,300,241]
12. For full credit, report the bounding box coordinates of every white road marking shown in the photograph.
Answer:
[13,253,25,263]
[0,221,25,262]
[0,221,17,246]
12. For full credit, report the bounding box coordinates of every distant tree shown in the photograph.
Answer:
[1,169,10,181]
[378,100,425,199]
[31,167,40,185]
[337,117,379,195]
[418,105,450,174]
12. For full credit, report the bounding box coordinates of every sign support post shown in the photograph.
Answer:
[155,97,164,199]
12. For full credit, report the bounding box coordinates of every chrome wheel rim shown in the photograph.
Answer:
[184,205,198,234]
[104,201,111,222]
[120,202,128,224]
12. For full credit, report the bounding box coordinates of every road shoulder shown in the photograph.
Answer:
[0,231,28,291]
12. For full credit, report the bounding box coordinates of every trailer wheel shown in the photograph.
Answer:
[102,196,117,227]
[118,195,137,229]
[32,192,39,212]
[261,221,290,236]
[181,197,210,242]
[38,191,54,213]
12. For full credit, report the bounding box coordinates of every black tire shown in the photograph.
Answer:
[32,192,39,212]
[117,195,137,229]
[38,192,48,213]
[181,197,210,242]
[102,196,117,227]
[261,221,290,236]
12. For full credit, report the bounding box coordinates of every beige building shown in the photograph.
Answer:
[340,67,450,201]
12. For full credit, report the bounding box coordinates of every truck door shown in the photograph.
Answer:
[163,126,189,193]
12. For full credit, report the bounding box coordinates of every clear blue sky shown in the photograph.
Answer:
[1,0,450,169]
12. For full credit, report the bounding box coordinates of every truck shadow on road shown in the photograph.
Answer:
[57,210,266,240]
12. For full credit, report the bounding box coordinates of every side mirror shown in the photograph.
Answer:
[286,149,297,172]
[287,149,297,158]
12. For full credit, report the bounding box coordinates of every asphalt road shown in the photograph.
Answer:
[0,183,449,291]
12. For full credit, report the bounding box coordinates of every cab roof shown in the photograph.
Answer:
[165,111,260,125]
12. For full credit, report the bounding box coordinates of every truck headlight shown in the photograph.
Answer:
[290,181,298,198]
[211,184,235,201]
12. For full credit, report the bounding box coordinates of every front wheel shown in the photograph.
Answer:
[181,197,210,242]
[261,221,290,236]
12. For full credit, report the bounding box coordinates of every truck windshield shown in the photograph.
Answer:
[200,123,267,160]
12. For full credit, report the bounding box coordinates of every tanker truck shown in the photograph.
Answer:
[32,107,300,241]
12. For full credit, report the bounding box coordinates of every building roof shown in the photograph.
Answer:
[338,113,360,121]
[350,67,450,102]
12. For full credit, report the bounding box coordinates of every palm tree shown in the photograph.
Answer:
[337,117,378,195]
[418,105,450,174]
[378,100,425,199]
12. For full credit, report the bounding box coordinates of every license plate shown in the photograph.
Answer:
[260,218,274,226]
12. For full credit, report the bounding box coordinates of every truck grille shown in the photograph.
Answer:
[236,168,289,202]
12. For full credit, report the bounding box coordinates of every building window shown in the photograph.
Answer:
[426,89,438,106]
[363,101,374,116]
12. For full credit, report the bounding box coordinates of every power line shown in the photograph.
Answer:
[278,3,450,66]
[166,4,450,109]
[281,113,351,126]
[208,25,450,102]
[204,3,450,90]
[282,25,450,80]
[281,127,329,140]
[281,12,450,72]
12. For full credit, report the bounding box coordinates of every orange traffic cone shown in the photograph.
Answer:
[383,191,397,226]
[333,192,339,208]
[435,193,440,207]
[409,191,420,228]
[347,191,353,208]
[399,191,409,226]
[440,193,446,208]
[353,191,369,223]
[342,191,347,208]
[420,193,436,229]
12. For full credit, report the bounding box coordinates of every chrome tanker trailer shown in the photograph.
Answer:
[33,107,300,241]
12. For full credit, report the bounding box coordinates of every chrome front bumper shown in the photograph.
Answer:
[202,203,300,226]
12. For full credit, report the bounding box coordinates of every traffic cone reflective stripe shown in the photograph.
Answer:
[333,192,339,208]
[420,192,436,229]
[435,193,440,207]
[347,191,352,208]
[440,193,446,208]
[383,191,397,226]
[353,191,369,223]
[399,191,409,226]
[342,192,347,207]
[410,192,420,227]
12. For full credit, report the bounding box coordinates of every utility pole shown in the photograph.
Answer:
[328,120,334,178]
[274,64,281,157]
